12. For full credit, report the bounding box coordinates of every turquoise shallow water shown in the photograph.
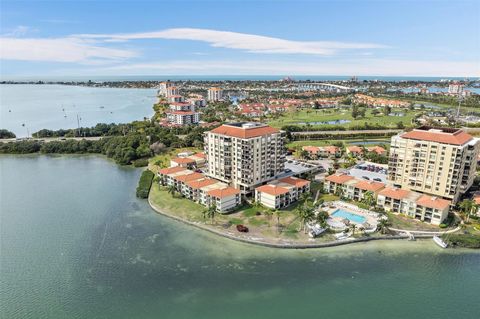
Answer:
[0,84,156,137]
[1,155,479,319]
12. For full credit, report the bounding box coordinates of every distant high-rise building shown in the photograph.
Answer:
[448,82,464,95]
[207,87,224,101]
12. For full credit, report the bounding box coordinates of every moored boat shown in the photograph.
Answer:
[433,235,448,248]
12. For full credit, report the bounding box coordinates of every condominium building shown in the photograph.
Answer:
[388,126,480,203]
[166,111,200,126]
[165,102,200,126]
[377,187,451,225]
[207,87,224,101]
[157,167,241,212]
[204,122,286,194]
[255,176,310,209]
[324,172,451,224]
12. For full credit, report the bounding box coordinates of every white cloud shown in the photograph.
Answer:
[94,59,480,77]
[78,28,387,55]
[0,37,137,63]
[2,25,38,37]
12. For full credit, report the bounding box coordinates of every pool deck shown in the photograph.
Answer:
[323,201,379,231]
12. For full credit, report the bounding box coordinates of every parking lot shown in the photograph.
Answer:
[348,161,388,183]
[282,158,323,177]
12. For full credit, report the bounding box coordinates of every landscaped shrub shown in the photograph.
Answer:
[136,170,154,198]
[439,223,448,229]
[133,158,149,167]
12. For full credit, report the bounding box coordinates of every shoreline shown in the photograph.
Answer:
[147,194,439,249]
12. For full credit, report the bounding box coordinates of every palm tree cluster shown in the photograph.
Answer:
[459,199,479,223]
[295,193,316,233]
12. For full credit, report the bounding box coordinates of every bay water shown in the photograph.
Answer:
[1,155,479,319]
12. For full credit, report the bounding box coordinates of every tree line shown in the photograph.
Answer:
[0,121,216,165]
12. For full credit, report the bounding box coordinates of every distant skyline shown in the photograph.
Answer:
[1,0,479,77]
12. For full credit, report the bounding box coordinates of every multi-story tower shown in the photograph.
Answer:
[388,126,480,203]
[207,87,224,101]
[204,122,286,194]
[448,82,464,95]
[165,102,199,126]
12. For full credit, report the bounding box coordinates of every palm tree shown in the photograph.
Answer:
[205,203,217,224]
[349,224,357,236]
[334,186,344,199]
[296,203,315,233]
[274,209,281,234]
[362,191,376,209]
[315,210,329,226]
[377,218,391,234]
[167,184,177,197]
[459,199,474,223]
[264,209,273,221]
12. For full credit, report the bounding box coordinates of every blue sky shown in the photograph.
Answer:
[1,0,479,77]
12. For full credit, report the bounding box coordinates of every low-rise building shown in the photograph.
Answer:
[367,146,387,156]
[157,167,241,212]
[255,176,310,209]
[302,145,341,158]
[346,146,364,157]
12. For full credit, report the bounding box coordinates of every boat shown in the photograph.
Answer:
[308,224,326,238]
[433,235,448,248]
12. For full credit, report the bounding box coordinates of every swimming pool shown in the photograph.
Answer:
[331,209,366,224]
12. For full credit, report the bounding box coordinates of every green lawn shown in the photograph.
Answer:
[149,183,206,222]
[268,108,416,129]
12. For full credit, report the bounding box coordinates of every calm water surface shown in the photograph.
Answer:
[0,85,156,137]
[1,155,479,319]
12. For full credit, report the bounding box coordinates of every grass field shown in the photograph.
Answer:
[268,108,416,129]
[148,182,343,243]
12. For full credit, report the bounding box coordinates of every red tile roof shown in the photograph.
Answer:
[354,180,385,192]
[378,187,411,200]
[194,152,206,159]
[347,146,363,153]
[174,172,204,183]
[401,128,472,145]
[158,166,187,175]
[210,124,279,139]
[367,146,386,154]
[416,195,451,210]
[323,146,340,154]
[302,146,320,153]
[186,178,217,189]
[325,174,355,184]
[207,187,240,198]
[256,184,290,196]
[279,176,310,188]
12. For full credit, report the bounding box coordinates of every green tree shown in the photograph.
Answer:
[167,184,177,197]
[459,199,475,223]
[362,191,376,209]
[377,218,391,234]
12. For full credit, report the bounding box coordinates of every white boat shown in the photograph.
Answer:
[308,224,326,238]
[433,235,448,248]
